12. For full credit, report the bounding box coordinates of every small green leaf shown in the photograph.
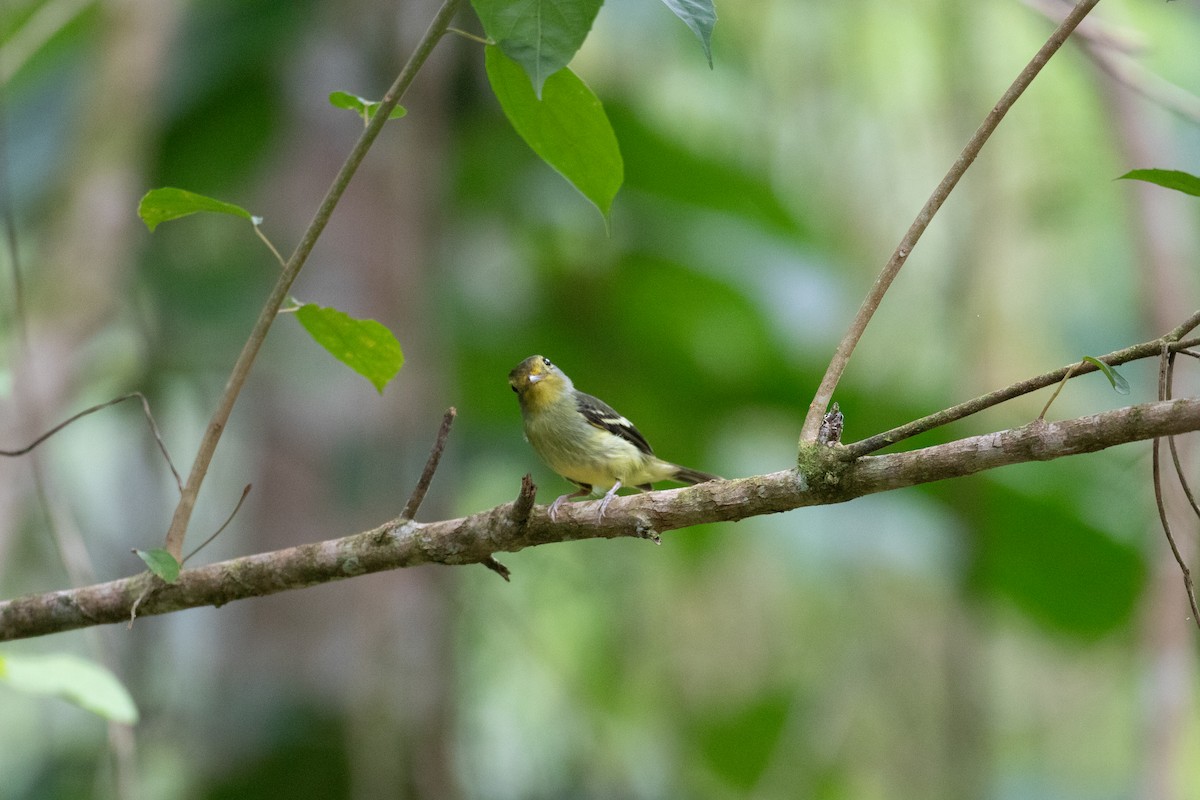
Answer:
[471,0,603,95]
[135,548,181,582]
[328,91,361,111]
[138,188,254,232]
[328,91,407,123]
[1117,169,1200,198]
[485,45,622,221]
[659,0,717,66]
[295,304,404,393]
[0,653,139,724]
[1082,356,1130,395]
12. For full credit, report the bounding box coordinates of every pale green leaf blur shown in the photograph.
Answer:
[0,653,139,724]
[1,0,1198,798]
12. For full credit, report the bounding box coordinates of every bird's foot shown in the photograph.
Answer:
[596,481,623,521]
[548,495,569,521]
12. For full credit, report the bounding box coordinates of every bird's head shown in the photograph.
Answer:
[509,355,572,410]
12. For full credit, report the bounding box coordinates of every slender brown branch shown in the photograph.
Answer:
[800,0,1103,442]
[845,332,1200,458]
[162,0,464,560]
[183,484,253,565]
[1164,353,1200,520]
[6,395,1200,641]
[1165,309,1200,342]
[1166,436,1200,519]
[1152,346,1200,626]
[1,393,131,455]
[482,557,511,581]
[401,407,457,520]
[1150,445,1198,625]
[0,391,183,493]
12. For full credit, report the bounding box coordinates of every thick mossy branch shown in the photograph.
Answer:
[4,396,1200,641]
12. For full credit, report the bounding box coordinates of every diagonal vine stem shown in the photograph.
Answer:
[161,0,463,560]
[800,0,1104,443]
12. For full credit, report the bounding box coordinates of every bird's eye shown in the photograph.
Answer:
[511,384,519,393]
[542,357,552,368]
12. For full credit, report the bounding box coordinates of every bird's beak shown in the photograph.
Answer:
[527,373,544,384]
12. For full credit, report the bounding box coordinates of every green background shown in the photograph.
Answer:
[1,0,1199,797]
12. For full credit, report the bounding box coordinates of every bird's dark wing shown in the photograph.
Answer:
[575,391,654,456]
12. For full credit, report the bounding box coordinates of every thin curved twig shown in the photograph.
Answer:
[1165,309,1200,342]
[1164,353,1200,521]
[1152,344,1200,626]
[183,484,253,565]
[401,407,457,520]
[0,391,183,494]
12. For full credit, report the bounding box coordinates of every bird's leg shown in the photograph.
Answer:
[549,484,591,521]
[596,480,625,521]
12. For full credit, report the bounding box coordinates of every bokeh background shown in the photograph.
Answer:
[2,0,1200,797]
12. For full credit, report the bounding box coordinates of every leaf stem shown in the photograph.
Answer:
[253,222,287,269]
[447,27,491,45]
[1037,361,1081,421]
[161,0,463,560]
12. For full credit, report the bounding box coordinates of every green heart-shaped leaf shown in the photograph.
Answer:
[471,0,603,95]
[138,188,253,232]
[296,304,404,393]
[485,45,622,222]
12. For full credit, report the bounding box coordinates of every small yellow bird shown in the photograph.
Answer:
[509,355,719,520]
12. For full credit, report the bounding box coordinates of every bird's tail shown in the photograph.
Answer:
[670,465,721,485]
